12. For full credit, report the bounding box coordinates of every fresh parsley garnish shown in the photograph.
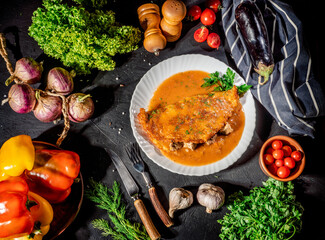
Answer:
[218,178,304,240]
[237,84,252,95]
[201,68,252,96]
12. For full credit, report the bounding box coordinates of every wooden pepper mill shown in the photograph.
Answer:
[160,0,187,42]
[137,3,167,56]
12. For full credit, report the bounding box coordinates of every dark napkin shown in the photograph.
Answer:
[221,0,325,138]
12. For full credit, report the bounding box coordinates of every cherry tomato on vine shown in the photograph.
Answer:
[272,140,283,150]
[194,27,209,42]
[291,151,302,161]
[207,32,221,49]
[200,8,216,26]
[277,166,290,178]
[206,0,222,13]
[284,157,295,169]
[187,5,201,21]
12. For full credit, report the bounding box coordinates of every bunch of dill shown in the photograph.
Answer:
[85,179,150,240]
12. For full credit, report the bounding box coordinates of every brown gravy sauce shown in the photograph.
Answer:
[148,70,245,166]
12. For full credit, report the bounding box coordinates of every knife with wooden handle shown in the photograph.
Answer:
[141,171,174,227]
[148,186,174,227]
[106,149,160,240]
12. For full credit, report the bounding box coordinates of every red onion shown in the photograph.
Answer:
[8,83,36,113]
[6,57,43,85]
[46,67,75,95]
[33,91,63,122]
[67,93,94,123]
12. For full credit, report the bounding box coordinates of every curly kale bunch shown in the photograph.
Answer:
[29,0,141,74]
[72,0,108,9]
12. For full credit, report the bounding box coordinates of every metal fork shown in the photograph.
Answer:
[125,143,174,227]
[126,143,152,187]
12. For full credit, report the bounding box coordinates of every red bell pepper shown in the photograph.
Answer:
[0,177,34,238]
[25,149,80,203]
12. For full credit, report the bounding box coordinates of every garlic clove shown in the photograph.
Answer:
[197,183,225,214]
[168,187,193,218]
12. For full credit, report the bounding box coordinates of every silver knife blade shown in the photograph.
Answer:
[105,148,140,200]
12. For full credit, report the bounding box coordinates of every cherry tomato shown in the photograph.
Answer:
[263,154,274,165]
[282,145,292,157]
[267,163,278,176]
[265,147,274,155]
[207,32,221,49]
[187,5,201,21]
[291,151,302,161]
[284,157,296,169]
[194,27,209,43]
[200,8,216,26]
[275,159,284,167]
[272,140,283,150]
[206,0,222,13]
[272,149,284,160]
[277,166,290,178]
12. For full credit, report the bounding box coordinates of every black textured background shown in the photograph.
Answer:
[0,0,324,239]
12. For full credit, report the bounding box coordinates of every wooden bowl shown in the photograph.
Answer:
[259,135,305,182]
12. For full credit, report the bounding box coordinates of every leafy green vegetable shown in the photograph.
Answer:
[201,68,252,96]
[85,179,150,240]
[29,0,141,74]
[72,0,108,9]
[218,178,304,240]
[237,84,252,95]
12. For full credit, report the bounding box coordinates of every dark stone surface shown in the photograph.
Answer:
[0,0,324,239]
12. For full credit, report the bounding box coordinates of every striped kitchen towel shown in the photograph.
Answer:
[221,0,325,138]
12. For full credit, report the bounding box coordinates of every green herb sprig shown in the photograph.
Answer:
[218,178,304,240]
[85,179,150,240]
[201,68,252,96]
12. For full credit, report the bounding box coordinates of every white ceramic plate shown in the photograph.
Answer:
[130,54,256,176]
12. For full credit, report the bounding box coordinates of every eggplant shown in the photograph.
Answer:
[235,1,274,85]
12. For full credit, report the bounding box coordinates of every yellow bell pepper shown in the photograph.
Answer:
[0,135,35,181]
[0,191,54,240]
[26,191,54,240]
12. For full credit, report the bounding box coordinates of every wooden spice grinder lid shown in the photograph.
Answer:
[161,0,186,25]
